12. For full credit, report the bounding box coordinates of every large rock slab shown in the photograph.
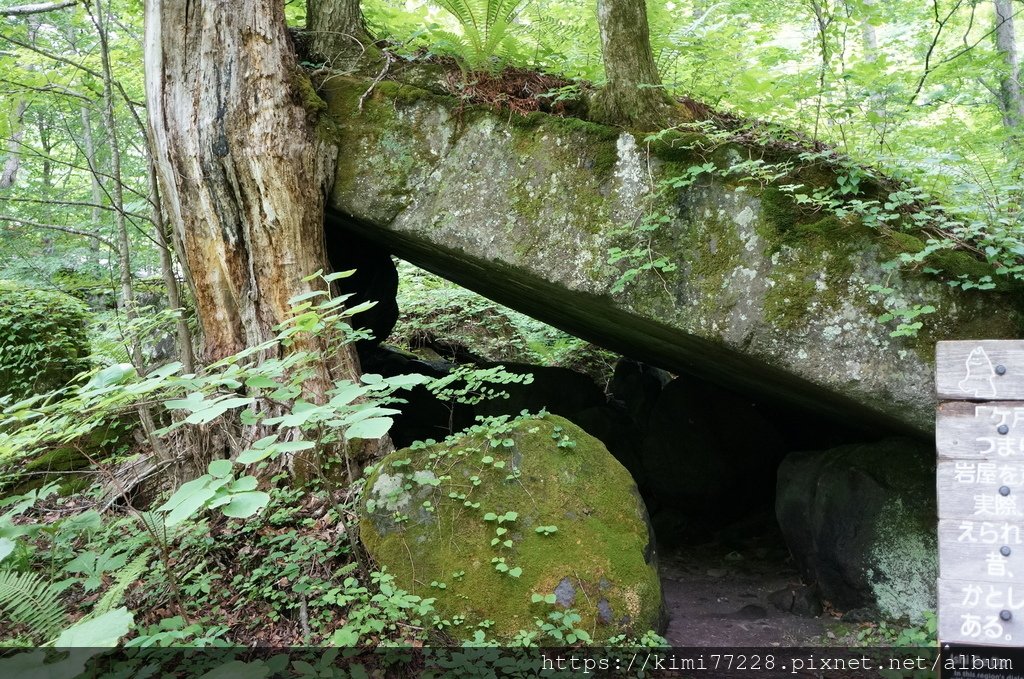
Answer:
[359,414,664,642]
[322,77,1023,433]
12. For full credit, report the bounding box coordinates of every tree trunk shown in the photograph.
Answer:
[79,106,104,225]
[592,0,676,127]
[0,99,27,189]
[306,0,375,67]
[994,0,1023,131]
[144,0,376,472]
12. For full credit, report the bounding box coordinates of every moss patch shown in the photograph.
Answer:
[358,415,663,642]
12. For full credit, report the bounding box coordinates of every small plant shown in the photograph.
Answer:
[535,608,591,644]
[429,0,529,74]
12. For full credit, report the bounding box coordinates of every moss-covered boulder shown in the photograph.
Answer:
[775,438,937,623]
[323,75,1024,434]
[359,414,664,642]
[0,281,90,402]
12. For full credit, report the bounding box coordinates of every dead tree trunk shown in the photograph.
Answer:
[144,0,376,473]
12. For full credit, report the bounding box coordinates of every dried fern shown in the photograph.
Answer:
[0,569,67,642]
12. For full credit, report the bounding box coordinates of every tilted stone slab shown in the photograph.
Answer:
[321,76,1023,433]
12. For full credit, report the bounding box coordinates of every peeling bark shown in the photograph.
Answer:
[144,0,376,471]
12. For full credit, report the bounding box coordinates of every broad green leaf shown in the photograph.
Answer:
[346,417,393,440]
[220,491,270,519]
[55,607,133,647]
[207,459,233,478]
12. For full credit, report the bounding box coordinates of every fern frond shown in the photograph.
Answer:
[0,569,67,642]
[94,551,150,614]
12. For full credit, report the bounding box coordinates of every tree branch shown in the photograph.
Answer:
[0,214,116,251]
[2,1,76,16]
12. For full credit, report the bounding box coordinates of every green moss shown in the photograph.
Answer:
[758,186,799,234]
[292,68,328,117]
[0,281,90,401]
[885,232,925,255]
[358,415,662,642]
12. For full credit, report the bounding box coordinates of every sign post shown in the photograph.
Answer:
[937,340,1024,652]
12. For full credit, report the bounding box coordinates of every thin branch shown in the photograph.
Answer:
[0,30,147,131]
[0,196,154,223]
[2,0,76,16]
[0,214,116,250]
[0,76,93,102]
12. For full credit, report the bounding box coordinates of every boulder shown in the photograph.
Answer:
[323,75,1024,434]
[775,438,937,622]
[359,415,664,642]
[0,281,90,402]
[610,359,671,433]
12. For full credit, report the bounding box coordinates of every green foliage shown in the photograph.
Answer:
[0,570,67,643]
[0,281,90,403]
[430,0,529,73]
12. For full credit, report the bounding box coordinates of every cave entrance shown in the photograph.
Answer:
[326,225,934,646]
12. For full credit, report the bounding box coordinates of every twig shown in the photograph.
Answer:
[358,51,395,113]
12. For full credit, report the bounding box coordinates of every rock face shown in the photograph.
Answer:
[359,415,664,642]
[775,438,937,622]
[322,76,1023,434]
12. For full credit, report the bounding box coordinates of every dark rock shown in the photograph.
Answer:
[358,345,473,447]
[554,577,577,608]
[638,375,787,524]
[610,358,671,433]
[474,363,605,421]
[768,585,823,617]
[571,403,645,484]
[841,607,880,624]
[775,438,936,622]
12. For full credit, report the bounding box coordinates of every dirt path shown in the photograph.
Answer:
[659,531,854,647]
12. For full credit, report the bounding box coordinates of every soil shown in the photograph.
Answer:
[659,522,860,647]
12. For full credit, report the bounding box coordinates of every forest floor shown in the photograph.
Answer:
[659,526,861,647]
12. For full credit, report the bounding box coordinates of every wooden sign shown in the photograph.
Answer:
[938,340,1024,647]
[937,341,1024,401]
[939,520,1024,582]
[937,401,1024,460]
[939,579,1023,644]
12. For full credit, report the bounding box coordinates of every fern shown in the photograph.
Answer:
[94,550,150,614]
[433,0,529,72]
[0,570,67,642]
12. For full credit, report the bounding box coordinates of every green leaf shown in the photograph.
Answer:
[207,459,232,478]
[220,491,270,519]
[346,417,393,440]
[245,375,279,389]
[229,476,259,492]
[54,607,133,647]
[0,537,14,563]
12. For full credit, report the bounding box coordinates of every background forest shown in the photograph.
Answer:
[0,0,1018,665]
